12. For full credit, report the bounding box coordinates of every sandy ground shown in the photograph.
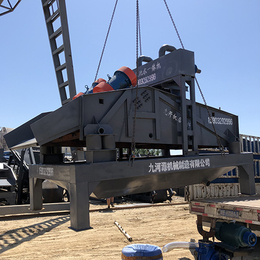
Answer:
[0,197,260,260]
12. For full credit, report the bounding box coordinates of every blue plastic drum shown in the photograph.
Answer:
[122,244,163,260]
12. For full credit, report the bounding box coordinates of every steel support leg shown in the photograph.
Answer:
[69,182,91,231]
[238,164,256,195]
[29,178,43,210]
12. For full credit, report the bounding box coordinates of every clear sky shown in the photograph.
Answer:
[1,0,260,137]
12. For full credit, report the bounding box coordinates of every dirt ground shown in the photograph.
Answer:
[0,196,260,260]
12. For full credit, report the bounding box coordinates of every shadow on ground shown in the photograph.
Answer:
[0,215,70,254]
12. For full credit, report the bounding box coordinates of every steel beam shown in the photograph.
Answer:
[29,152,255,231]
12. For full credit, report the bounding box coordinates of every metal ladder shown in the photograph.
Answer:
[41,0,76,105]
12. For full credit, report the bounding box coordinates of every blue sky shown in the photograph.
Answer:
[1,0,260,137]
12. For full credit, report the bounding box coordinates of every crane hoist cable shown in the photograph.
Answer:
[163,0,225,155]
[94,0,119,82]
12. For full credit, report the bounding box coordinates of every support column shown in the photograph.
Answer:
[69,182,91,231]
[29,178,43,210]
[189,77,198,154]
[173,75,198,156]
[180,76,188,155]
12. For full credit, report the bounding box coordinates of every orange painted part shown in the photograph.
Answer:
[72,92,84,100]
[93,82,114,93]
[95,78,106,83]
[118,66,137,87]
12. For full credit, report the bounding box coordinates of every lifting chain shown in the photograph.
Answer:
[94,0,119,82]
[130,0,141,162]
[93,0,225,158]
[163,0,184,49]
[163,0,225,155]
[137,5,142,57]
[195,77,225,154]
